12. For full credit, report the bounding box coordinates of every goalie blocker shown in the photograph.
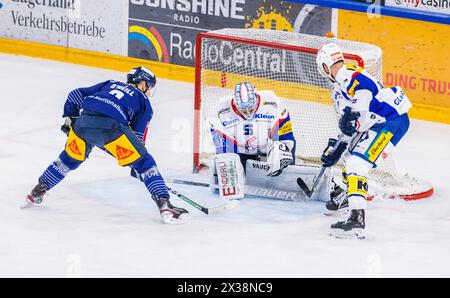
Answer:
[208,153,333,202]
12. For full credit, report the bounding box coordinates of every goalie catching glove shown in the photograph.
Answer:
[267,141,294,177]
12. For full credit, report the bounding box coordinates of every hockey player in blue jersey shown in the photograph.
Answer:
[25,67,189,224]
[316,43,412,239]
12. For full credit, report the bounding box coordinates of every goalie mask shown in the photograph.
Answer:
[316,43,344,83]
[232,82,260,120]
[127,66,157,97]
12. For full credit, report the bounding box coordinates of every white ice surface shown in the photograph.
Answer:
[1,54,450,277]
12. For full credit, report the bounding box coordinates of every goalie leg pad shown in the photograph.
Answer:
[214,153,245,200]
[246,160,333,202]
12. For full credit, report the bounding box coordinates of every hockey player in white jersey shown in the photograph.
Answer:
[208,82,297,199]
[316,43,412,239]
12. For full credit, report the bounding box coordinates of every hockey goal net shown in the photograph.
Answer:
[193,28,433,201]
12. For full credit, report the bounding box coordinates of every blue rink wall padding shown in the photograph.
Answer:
[288,0,450,25]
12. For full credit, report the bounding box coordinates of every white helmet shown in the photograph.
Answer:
[316,43,344,82]
[232,82,260,120]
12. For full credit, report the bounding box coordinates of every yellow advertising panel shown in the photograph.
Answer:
[338,10,450,124]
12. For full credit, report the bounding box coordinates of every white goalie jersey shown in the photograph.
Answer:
[208,90,296,158]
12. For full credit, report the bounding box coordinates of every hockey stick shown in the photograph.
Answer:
[166,186,238,215]
[167,179,213,188]
[297,134,348,199]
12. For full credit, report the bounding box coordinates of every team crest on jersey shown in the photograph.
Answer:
[213,134,224,147]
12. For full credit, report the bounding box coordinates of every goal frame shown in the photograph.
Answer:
[192,30,433,201]
[193,31,364,173]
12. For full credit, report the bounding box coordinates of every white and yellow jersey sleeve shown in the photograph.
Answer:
[333,64,412,132]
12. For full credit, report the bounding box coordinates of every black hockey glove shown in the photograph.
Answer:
[61,117,77,136]
[339,107,360,137]
[321,138,348,167]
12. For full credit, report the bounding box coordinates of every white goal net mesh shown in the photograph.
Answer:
[194,29,432,200]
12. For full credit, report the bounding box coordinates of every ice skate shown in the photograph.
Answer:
[22,182,48,209]
[152,195,189,224]
[330,209,365,240]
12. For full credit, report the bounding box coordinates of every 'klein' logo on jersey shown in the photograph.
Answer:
[254,114,275,120]
[68,140,82,155]
[116,145,135,160]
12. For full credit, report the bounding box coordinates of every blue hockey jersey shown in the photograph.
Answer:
[63,80,153,143]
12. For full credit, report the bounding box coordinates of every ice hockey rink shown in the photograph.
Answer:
[1,53,450,278]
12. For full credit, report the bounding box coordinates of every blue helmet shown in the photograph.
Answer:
[127,67,156,96]
[233,82,260,119]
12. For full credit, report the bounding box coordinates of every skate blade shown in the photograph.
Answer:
[330,228,365,240]
[161,212,190,225]
[21,202,35,209]
[21,196,38,209]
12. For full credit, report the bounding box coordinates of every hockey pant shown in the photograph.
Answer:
[37,111,170,198]
[342,113,410,209]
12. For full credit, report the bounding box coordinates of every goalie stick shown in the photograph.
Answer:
[166,186,238,215]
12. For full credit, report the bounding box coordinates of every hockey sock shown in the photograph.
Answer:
[38,158,71,190]
[141,166,170,199]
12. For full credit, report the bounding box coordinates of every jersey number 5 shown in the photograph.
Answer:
[244,124,254,136]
